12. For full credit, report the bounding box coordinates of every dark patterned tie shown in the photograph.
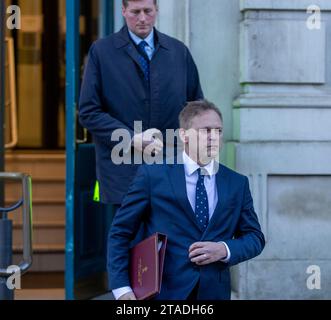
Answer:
[137,41,150,82]
[195,168,209,231]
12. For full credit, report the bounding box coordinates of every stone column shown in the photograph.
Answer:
[234,0,331,299]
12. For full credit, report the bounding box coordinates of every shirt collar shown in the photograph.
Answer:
[182,152,216,178]
[128,29,155,50]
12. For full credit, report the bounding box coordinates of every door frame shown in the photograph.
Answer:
[65,0,114,300]
[65,0,80,301]
[0,0,5,205]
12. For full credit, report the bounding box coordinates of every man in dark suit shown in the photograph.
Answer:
[79,0,203,206]
[108,100,265,300]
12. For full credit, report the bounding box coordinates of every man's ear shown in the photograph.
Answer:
[179,128,188,145]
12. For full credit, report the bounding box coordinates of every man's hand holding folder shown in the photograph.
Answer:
[118,233,167,300]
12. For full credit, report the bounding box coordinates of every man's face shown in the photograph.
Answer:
[181,110,223,165]
[122,0,158,39]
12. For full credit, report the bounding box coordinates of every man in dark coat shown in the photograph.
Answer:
[79,0,203,206]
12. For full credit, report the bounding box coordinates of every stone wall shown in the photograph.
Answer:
[234,0,331,299]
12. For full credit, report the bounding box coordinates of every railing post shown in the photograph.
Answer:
[0,0,6,213]
[0,219,14,300]
[0,0,11,301]
[65,0,80,301]
[0,173,33,300]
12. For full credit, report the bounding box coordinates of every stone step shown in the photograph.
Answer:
[13,251,65,272]
[5,180,65,203]
[21,272,64,289]
[5,151,65,180]
[8,203,65,224]
[5,151,66,273]
[13,223,65,248]
[13,244,65,254]
[13,221,65,229]
[15,289,65,300]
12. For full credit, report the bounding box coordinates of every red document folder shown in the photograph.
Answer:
[129,233,167,300]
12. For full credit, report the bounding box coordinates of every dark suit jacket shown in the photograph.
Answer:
[108,162,265,300]
[79,26,203,204]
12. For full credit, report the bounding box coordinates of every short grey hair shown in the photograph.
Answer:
[179,100,223,129]
[122,0,157,7]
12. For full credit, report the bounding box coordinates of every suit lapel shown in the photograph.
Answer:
[152,29,169,58]
[116,26,169,68]
[114,26,146,72]
[124,45,144,71]
[168,164,204,232]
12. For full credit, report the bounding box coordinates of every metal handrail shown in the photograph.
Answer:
[4,38,18,149]
[0,173,33,277]
[76,127,88,144]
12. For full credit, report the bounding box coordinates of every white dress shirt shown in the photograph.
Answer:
[112,152,231,300]
[182,151,218,220]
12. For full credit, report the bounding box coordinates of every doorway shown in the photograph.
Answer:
[3,0,101,300]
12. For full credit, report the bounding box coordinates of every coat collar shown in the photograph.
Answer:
[128,28,155,50]
[114,25,170,50]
